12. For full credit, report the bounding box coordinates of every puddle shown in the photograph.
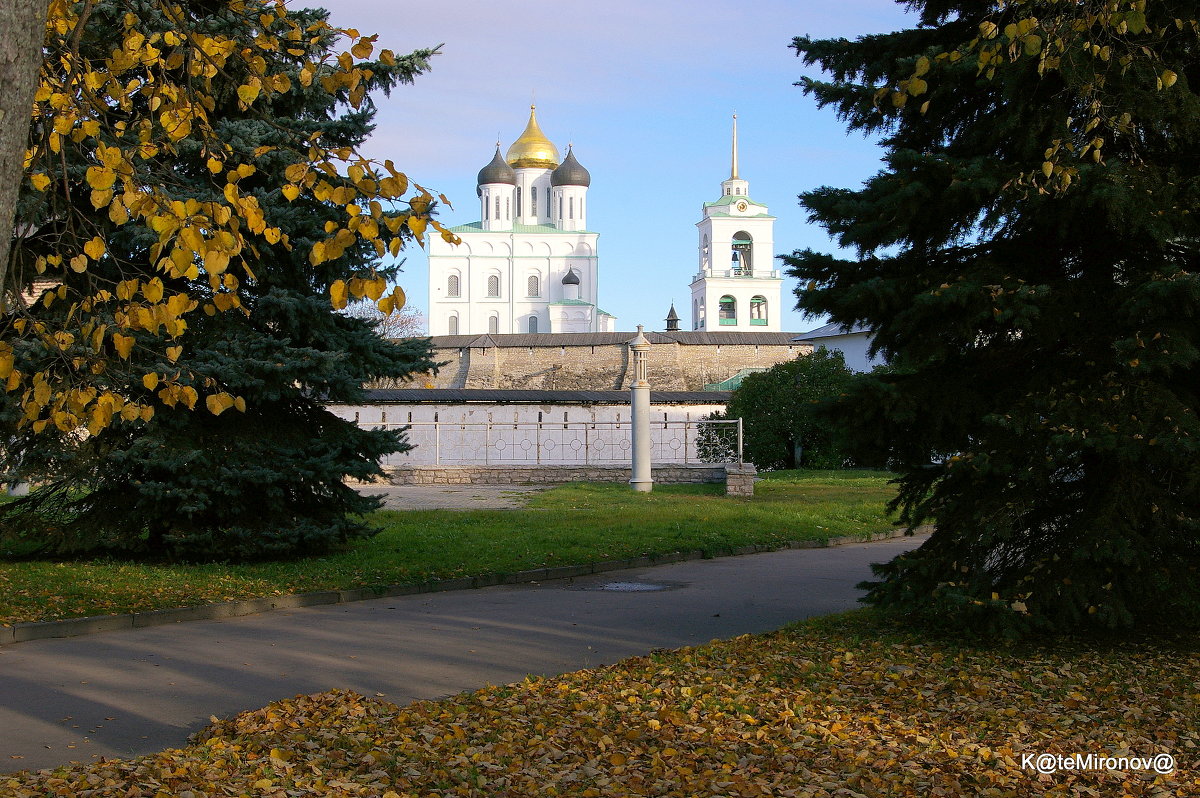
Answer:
[586,581,673,592]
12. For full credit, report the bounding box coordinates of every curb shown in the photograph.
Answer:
[0,526,929,646]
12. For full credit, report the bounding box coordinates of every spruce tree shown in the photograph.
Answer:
[787,1,1200,634]
[2,1,438,559]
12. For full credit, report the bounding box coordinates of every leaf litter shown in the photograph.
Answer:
[3,614,1196,796]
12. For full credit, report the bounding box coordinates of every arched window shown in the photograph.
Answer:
[750,295,768,325]
[494,195,500,219]
[447,274,460,297]
[531,186,537,216]
[528,315,538,333]
[558,195,563,219]
[484,195,489,221]
[569,196,574,220]
[487,274,500,297]
[516,186,522,217]
[447,314,459,335]
[718,295,737,325]
[488,314,499,334]
[527,274,540,297]
[506,197,510,219]
[732,231,753,274]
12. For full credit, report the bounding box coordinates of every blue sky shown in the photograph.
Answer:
[327,1,916,334]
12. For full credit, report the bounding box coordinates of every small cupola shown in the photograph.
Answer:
[551,146,591,187]
[561,267,581,300]
[477,145,517,186]
[665,303,680,331]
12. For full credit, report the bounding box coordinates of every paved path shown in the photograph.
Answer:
[355,483,555,510]
[0,533,927,773]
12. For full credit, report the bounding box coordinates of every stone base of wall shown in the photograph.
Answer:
[381,464,728,485]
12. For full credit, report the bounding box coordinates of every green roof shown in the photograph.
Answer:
[703,367,770,391]
[548,298,595,306]
[448,222,597,234]
[702,195,774,219]
[706,195,762,207]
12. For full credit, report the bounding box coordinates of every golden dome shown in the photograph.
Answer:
[506,105,560,169]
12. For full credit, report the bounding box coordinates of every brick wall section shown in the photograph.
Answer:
[398,340,810,391]
[382,465,729,485]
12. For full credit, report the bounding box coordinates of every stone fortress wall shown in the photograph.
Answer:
[376,331,811,391]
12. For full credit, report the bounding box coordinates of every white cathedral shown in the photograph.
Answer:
[427,107,782,336]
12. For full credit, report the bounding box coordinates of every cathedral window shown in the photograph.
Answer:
[569,196,574,219]
[516,186,522,217]
[531,186,537,216]
[494,195,500,218]
[558,195,563,219]
[528,315,538,333]
[750,295,768,325]
[718,295,737,325]
[447,274,460,297]
[484,196,489,220]
[447,314,459,335]
[527,275,540,297]
[487,274,501,297]
[506,197,510,219]
[488,314,499,334]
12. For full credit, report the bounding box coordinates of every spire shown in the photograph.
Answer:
[730,113,739,180]
[720,113,749,198]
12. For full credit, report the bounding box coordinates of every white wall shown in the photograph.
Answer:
[328,400,730,466]
[812,332,879,373]
[428,229,601,336]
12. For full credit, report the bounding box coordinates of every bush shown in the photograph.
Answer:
[721,349,858,470]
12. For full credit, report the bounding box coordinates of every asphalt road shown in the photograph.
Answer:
[0,532,926,773]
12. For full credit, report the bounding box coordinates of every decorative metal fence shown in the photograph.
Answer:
[362,419,743,467]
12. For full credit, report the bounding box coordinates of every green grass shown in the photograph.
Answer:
[0,470,897,625]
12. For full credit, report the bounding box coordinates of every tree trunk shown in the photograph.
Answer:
[0,0,47,307]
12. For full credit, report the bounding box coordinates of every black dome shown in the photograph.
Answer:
[550,146,590,187]
[561,267,581,285]
[477,146,517,186]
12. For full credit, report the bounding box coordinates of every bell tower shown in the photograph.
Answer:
[688,115,782,332]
